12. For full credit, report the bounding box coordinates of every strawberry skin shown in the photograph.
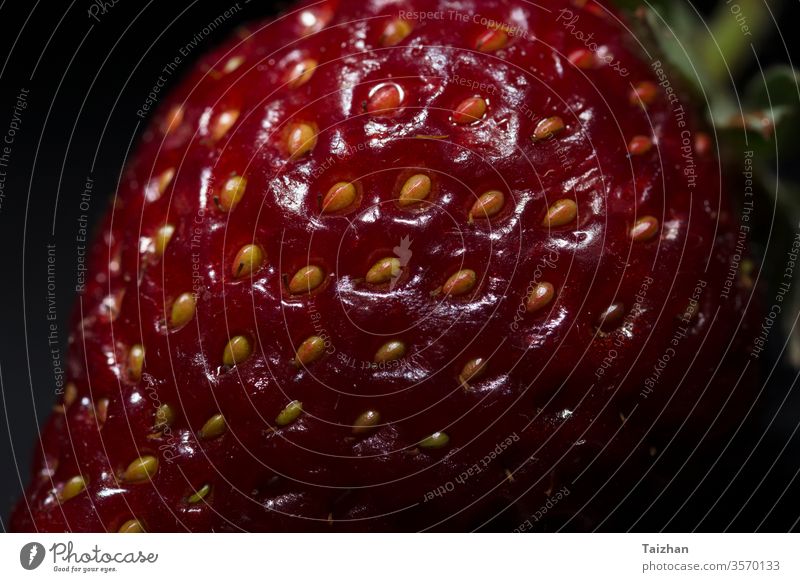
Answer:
[11,0,755,532]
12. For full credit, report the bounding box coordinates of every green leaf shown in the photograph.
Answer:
[715,66,800,158]
[745,65,800,108]
[611,1,711,98]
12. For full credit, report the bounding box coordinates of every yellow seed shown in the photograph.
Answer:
[695,132,712,156]
[353,410,381,435]
[631,216,660,242]
[286,58,318,88]
[380,19,413,46]
[365,83,402,116]
[154,224,175,256]
[398,174,432,206]
[118,519,144,533]
[469,190,505,220]
[532,116,565,142]
[298,6,331,35]
[287,123,317,158]
[223,55,244,74]
[170,292,196,328]
[199,414,227,439]
[187,484,211,504]
[366,257,401,285]
[231,244,265,278]
[475,28,508,52]
[222,335,253,367]
[275,400,303,426]
[629,81,658,106]
[321,181,357,213]
[375,340,406,363]
[295,336,325,366]
[128,344,145,382]
[64,382,78,407]
[146,168,175,202]
[526,282,555,313]
[459,358,487,386]
[100,290,124,321]
[419,432,450,449]
[163,105,184,134]
[628,135,653,155]
[288,265,325,294]
[216,175,247,212]
[542,199,578,227]
[598,303,626,331]
[453,96,487,124]
[568,49,596,69]
[154,404,175,431]
[211,109,240,142]
[122,455,159,483]
[60,475,87,502]
[443,269,477,296]
[95,398,110,424]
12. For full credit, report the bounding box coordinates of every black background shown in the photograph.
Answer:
[0,0,798,531]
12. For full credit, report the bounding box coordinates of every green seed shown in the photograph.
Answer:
[154,404,175,431]
[419,432,450,449]
[170,292,196,328]
[231,244,265,278]
[459,358,487,386]
[199,414,227,439]
[295,336,325,366]
[187,484,211,504]
[352,410,381,435]
[375,340,406,363]
[154,224,175,256]
[118,519,144,533]
[128,345,145,382]
[60,475,87,502]
[122,455,159,483]
[398,174,432,206]
[217,175,247,212]
[222,335,253,367]
[288,265,325,294]
[275,400,303,426]
[322,181,356,213]
[366,257,401,285]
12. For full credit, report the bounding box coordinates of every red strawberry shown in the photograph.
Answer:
[11,0,755,532]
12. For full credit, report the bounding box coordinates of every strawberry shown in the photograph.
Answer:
[11,0,755,532]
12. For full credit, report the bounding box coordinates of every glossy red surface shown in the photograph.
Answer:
[12,0,755,531]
